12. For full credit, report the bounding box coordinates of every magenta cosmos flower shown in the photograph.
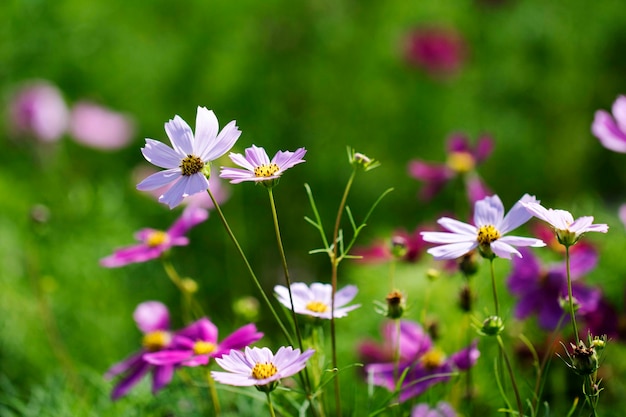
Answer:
[403,26,467,78]
[421,194,545,260]
[274,282,360,319]
[408,133,493,203]
[592,95,626,153]
[365,320,479,402]
[100,206,208,267]
[354,226,428,263]
[105,301,174,399]
[411,402,457,417]
[220,145,306,185]
[523,202,608,247]
[144,318,263,367]
[359,320,433,365]
[137,106,241,208]
[507,246,601,330]
[211,346,315,389]
[8,80,69,142]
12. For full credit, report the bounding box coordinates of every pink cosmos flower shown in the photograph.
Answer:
[8,80,69,142]
[353,226,428,263]
[137,106,241,209]
[408,133,493,203]
[220,145,306,185]
[421,194,545,260]
[69,101,135,150]
[523,202,608,247]
[274,282,360,319]
[592,95,626,153]
[403,26,468,78]
[144,318,263,367]
[412,402,457,417]
[100,206,208,267]
[211,346,315,389]
[105,301,175,399]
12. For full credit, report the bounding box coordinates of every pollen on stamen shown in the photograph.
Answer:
[477,224,501,245]
[254,163,279,178]
[446,151,475,173]
[251,362,278,380]
[306,301,328,313]
[193,341,216,355]
[142,330,171,352]
[180,154,205,176]
[146,230,169,247]
[421,349,446,370]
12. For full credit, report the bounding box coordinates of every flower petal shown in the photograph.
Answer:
[592,110,626,153]
[436,217,477,235]
[136,169,180,191]
[164,115,194,155]
[426,241,477,260]
[141,139,183,168]
[204,120,241,161]
[134,301,170,333]
[194,107,219,156]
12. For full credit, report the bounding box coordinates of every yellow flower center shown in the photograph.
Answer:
[254,163,279,178]
[146,230,169,247]
[180,154,205,176]
[251,362,278,380]
[477,224,501,245]
[446,151,475,173]
[142,330,171,352]
[193,341,216,355]
[421,349,446,370]
[306,301,329,313]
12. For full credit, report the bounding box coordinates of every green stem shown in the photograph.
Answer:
[266,392,277,417]
[267,189,316,412]
[329,167,357,417]
[497,335,524,417]
[489,258,499,317]
[206,370,221,416]
[206,188,293,346]
[565,246,580,343]
[161,258,203,321]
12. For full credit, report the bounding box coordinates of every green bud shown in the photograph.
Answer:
[480,315,504,336]
[385,290,405,319]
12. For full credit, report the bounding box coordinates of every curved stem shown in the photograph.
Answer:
[206,188,293,346]
[329,167,357,417]
[565,246,580,343]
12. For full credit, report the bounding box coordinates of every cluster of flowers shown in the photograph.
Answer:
[6,80,135,150]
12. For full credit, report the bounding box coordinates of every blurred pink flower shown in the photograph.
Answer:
[8,80,69,142]
[353,226,428,263]
[404,26,468,78]
[133,165,230,209]
[592,95,626,153]
[69,101,135,150]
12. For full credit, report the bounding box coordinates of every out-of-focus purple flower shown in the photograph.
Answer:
[524,202,608,247]
[365,320,479,402]
[359,320,432,365]
[68,101,135,150]
[8,80,69,142]
[583,298,620,340]
[137,107,241,209]
[144,319,263,367]
[403,26,467,78]
[100,206,208,267]
[412,402,457,417]
[421,194,545,260]
[592,95,626,153]
[133,165,230,209]
[353,227,428,263]
[211,346,315,389]
[105,301,174,400]
[507,246,602,330]
[619,204,626,229]
[220,145,306,185]
[408,133,493,203]
[274,282,360,319]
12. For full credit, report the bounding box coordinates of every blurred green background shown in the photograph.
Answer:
[2,0,626,415]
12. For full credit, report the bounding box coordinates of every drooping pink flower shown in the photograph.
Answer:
[8,80,69,142]
[68,101,135,150]
[100,205,208,267]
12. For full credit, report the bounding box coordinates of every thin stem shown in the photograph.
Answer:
[565,246,580,343]
[329,167,357,417]
[489,258,500,317]
[266,392,277,417]
[267,188,316,412]
[206,370,221,416]
[206,188,293,346]
[161,258,204,321]
[497,335,524,417]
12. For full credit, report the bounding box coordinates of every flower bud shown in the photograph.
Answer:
[570,341,599,376]
[480,315,504,336]
[181,278,199,294]
[390,236,408,259]
[348,148,380,171]
[385,290,405,319]
[458,250,479,276]
[458,284,474,312]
